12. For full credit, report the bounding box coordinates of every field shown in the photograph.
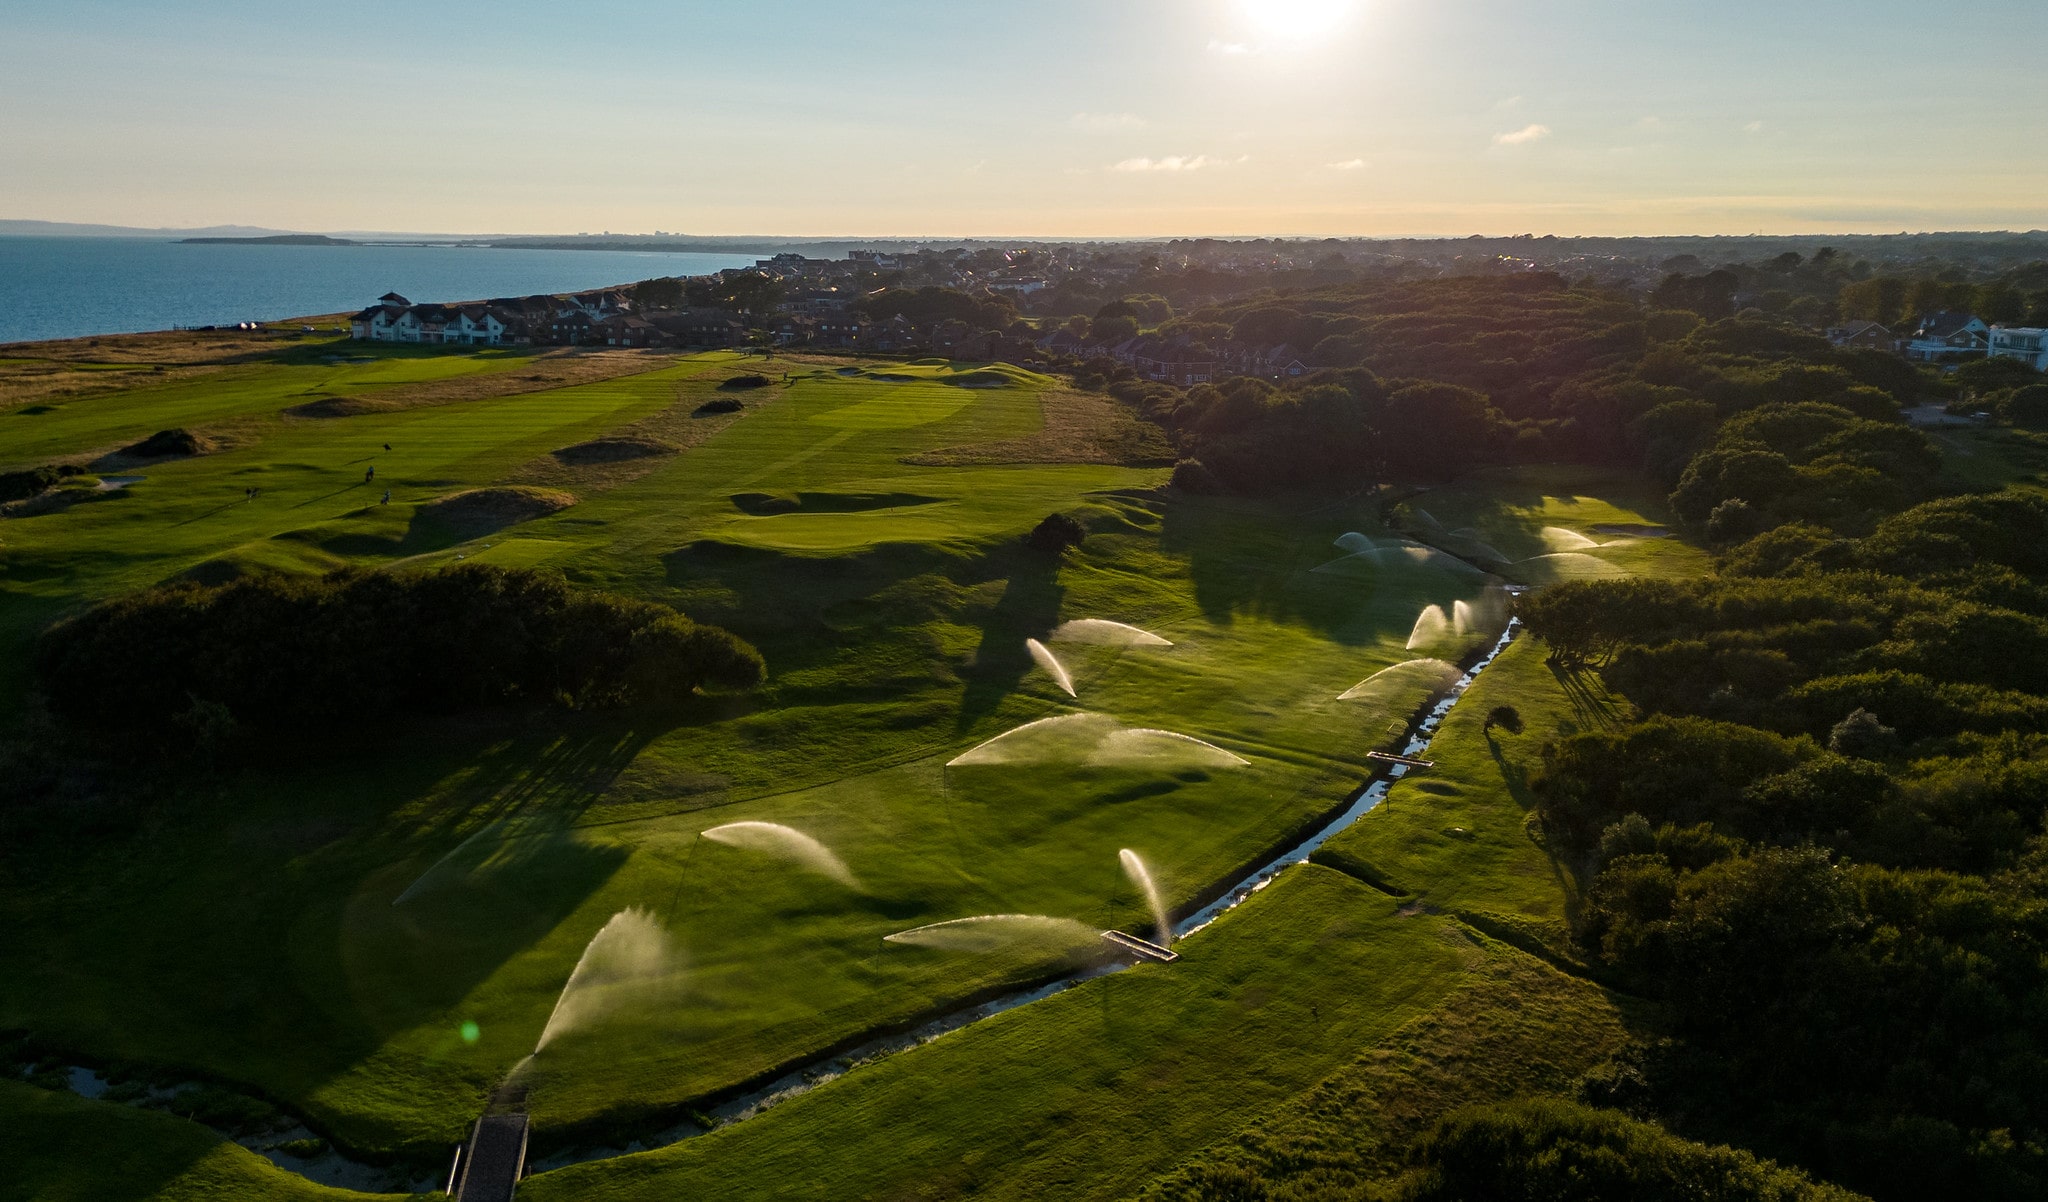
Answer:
[0,333,1690,1197]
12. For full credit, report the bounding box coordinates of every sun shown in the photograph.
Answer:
[1235,0,1357,42]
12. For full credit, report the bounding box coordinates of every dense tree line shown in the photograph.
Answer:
[1517,473,2048,1194]
[854,285,1017,330]
[35,565,765,744]
[1063,273,1973,499]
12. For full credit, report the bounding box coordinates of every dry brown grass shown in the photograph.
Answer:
[0,327,293,365]
[902,390,1175,467]
[286,349,673,418]
[0,328,328,411]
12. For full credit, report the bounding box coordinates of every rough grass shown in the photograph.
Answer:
[517,867,1478,1202]
[902,389,1174,467]
[1313,633,1629,965]
[1140,936,1634,1200]
[0,1080,404,1202]
[284,349,671,418]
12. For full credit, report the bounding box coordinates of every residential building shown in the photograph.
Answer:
[1826,320,1893,350]
[1901,311,1989,361]
[1989,326,2048,372]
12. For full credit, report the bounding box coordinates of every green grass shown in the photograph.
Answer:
[0,1081,408,1202]
[1401,464,1710,583]
[519,866,1475,1202]
[1925,423,2048,493]
[1314,634,1629,958]
[1141,934,1633,1199]
[0,347,1696,1196]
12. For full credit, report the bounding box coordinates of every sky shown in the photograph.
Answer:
[3,0,2045,238]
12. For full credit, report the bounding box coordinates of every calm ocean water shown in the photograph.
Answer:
[0,237,768,345]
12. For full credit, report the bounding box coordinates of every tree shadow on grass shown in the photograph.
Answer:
[954,548,1067,734]
[1548,661,1627,733]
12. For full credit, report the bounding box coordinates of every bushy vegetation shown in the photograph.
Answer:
[1396,1098,1864,1202]
[0,463,76,503]
[34,564,764,742]
[1024,511,1086,555]
[1519,472,2048,1195]
[856,285,1017,330]
[1070,274,1930,498]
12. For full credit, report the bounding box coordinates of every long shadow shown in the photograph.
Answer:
[1157,491,1481,645]
[1547,661,1625,733]
[954,550,1067,733]
[169,499,252,528]
[290,481,365,510]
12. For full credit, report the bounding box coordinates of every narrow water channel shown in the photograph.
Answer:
[25,619,1524,1189]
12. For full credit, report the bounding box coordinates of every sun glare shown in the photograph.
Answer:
[1236,0,1356,42]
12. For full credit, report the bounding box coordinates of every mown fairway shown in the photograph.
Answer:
[0,335,1687,1195]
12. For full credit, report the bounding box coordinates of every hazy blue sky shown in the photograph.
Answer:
[4,0,2044,236]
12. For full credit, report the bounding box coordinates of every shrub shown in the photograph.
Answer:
[1826,708,1897,759]
[695,396,745,414]
[1399,1098,1861,1201]
[1708,498,1761,545]
[1170,458,1222,494]
[1025,512,1087,555]
[0,465,63,503]
[1999,383,2048,428]
[34,565,764,740]
[718,374,773,391]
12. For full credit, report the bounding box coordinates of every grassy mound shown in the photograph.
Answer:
[419,486,576,533]
[0,1080,399,1201]
[551,437,679,465]
[122,427,214,458]
[694,396,745,415]
[718,374,774,391]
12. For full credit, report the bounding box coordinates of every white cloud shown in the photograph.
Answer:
[1494,95,1525,111]
[1493,123,1552,146]
[1112,154,1246,173]
[1072,111,1147,133]
[1635,115,1664,131]
[1743,120,1765,133]
[1327,158,1368,171]
[1207,38,1254,55]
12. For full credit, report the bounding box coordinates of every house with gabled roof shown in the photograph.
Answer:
[647,308,748,348]
[599,314,673,348]
[1827,320,1893,351]
[1902,311,1989,362]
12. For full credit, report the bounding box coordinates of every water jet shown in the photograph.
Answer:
[701,821,859,889]
[1025,638,1076,697]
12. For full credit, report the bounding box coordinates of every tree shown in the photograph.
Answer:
[1025,512,1087,555]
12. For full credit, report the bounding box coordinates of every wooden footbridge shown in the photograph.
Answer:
[1101,929,1180,963]
[449,1113,529,1201]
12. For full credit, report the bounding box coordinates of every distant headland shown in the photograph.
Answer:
[178,234,358,246]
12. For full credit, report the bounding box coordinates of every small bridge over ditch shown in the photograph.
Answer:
[1101,929,1180,964]
[450,1113,529,1201]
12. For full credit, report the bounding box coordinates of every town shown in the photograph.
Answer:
[353,238,2048,390]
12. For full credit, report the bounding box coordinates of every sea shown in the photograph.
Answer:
[0,237,768,346]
